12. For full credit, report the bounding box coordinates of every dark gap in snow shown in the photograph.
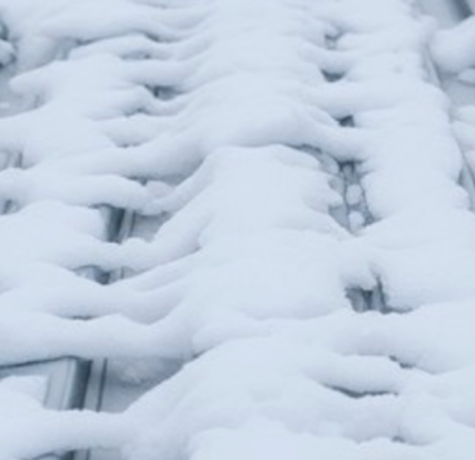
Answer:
[322,35,345,82]
[0,28,22,118]
[157,86,179,100]
[322,70,343,83]
[42,449,76,460]
[369,279,387,312]
[55,39,82,63]
[81,357,183,413]
[389,433,428,447]
[105,206,131,243]
[0,357,91,411]
[346,281,387,314]
[346,288,370,313]
[464,0,475,15]
[0,22,14,68]
[388,355,415,370]
[326,384,397,399]
[0,151,22,214]
[298,145,348,229]
[297,143,387,314]
[419,0,472,23]
[0,22,9,41]
[145,84,163,99]
[338,116,355,127]
[388,434,426,447]
[458,164,475,210]
[143,31,180,45]
[377,354,435,375]
[392,435,405,443]
[145,84,179,101]
[334,117,374,230]
[121,104,152,119]
[120,85,179,120]
[333,115,389,314]
[76,206,133,284]
[339,161,374,230]
[325,35,340,51]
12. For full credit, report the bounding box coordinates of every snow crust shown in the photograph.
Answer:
[0,0,475,459]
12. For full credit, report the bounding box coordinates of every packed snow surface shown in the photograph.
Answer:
[1,0,475,459]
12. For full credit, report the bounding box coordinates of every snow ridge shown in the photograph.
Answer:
[0,0,475,459]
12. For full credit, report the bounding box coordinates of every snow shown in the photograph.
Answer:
[432,16,475,74]
[1,0,475,459]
